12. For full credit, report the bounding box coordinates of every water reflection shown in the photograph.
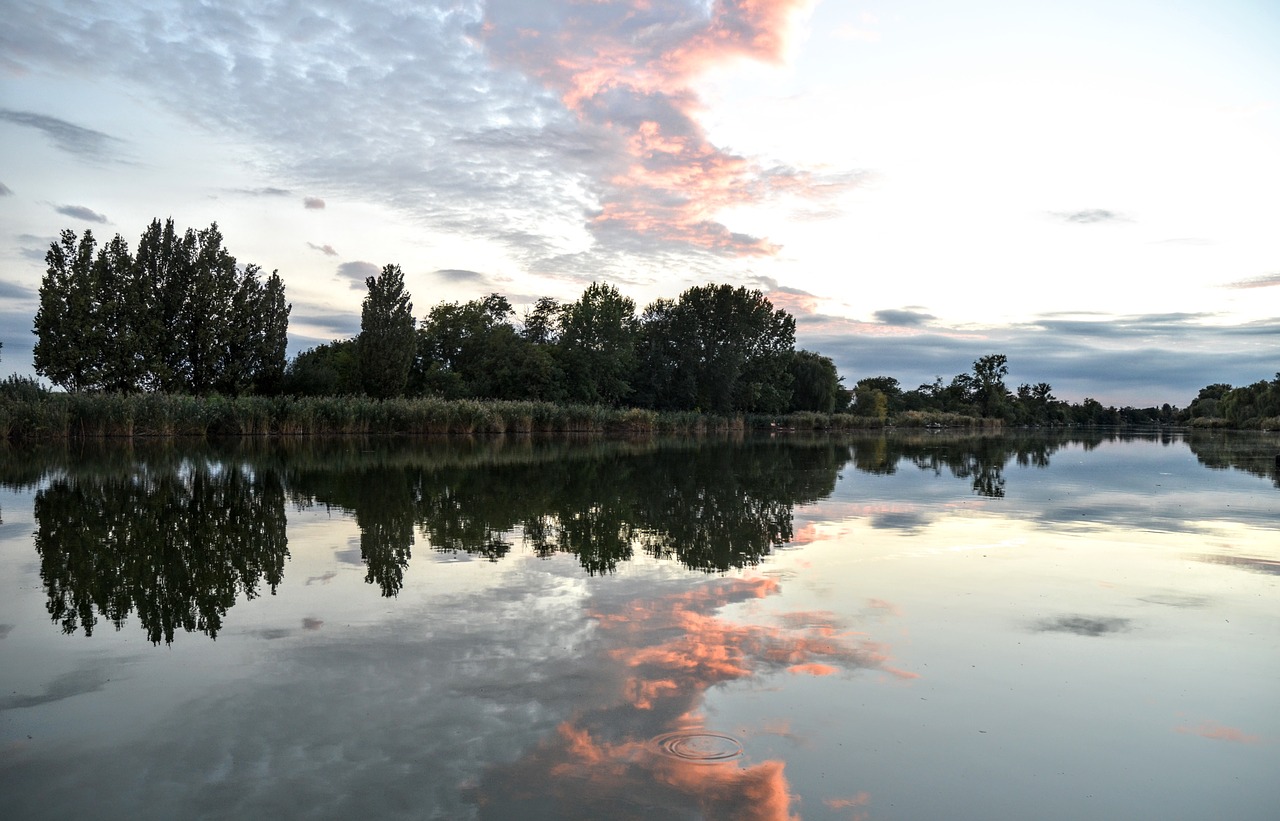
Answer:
[285,437,845,583]
[1,431,1276,820]
[5,429,1275,644]
[34,459,288,645]
[463,576,911,820]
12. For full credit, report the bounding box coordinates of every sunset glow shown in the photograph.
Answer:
[2,0,1278,404]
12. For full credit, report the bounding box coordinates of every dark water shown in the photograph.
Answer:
[0,431,1276,819]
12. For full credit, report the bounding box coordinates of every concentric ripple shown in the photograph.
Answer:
[651,731,743,763]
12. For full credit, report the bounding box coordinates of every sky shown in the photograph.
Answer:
[1,0,1278,407]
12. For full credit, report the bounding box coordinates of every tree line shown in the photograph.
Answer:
[848,354,1185,428]
[326,265,838,414]
[33,220,289,395]
[26,217,1274,428]
[1181,377,1280,429]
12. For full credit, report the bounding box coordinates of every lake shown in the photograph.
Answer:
[1,430,1276,820]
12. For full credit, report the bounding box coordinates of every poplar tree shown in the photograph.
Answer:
[358,264,416,398]
[33,219,289,394]
[33,230,99,391]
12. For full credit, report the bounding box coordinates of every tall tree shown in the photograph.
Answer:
[35,219,290,395]
[971,354,1010,417]
[521,297,562,345]
[635,284,795,413]
[787,350,842,413]
[33,230,99,391]
[557,283,638,405]
[359,264,416,399]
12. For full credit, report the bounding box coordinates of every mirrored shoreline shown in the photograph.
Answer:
[1,431,1276,820]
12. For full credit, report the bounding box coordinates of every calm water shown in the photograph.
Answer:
[0,431,1276,820]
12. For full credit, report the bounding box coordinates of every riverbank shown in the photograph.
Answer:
[0,392,1002,439]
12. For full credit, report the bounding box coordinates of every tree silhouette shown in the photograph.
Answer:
[358,264,416,398]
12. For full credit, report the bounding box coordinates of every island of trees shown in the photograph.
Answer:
[2,218,1277,437]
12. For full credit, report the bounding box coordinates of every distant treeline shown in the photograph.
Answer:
[1180,378,1280,430]
[10,217,1276,432]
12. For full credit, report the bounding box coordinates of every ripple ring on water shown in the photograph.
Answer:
[651,731,744,763]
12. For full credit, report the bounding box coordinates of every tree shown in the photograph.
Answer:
[33,229,100,391]
[854,376,902,416]
[34,219,290,395]
[359,264,416,398]
[521,297,562,345]
[634,284,795,413]
[557,283,638,405]
[971,354,1010,417]
[787,350,842,413]
[285,340,361,396]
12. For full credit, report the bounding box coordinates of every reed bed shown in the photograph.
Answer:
[0,393,757,440]
[0,392,1010,441]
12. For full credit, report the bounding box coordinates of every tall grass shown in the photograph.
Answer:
[0,392,1015,440]
[0,393,759,440]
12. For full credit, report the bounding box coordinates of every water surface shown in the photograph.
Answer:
[1,431,1276,819]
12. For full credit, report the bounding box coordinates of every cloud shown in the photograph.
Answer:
[1223,273,1280,290]
[0,181,11,196]
[873,308,935,327]
[18,234,53,261]
[307,242,338,256]
[0,108,125,161]
[0,280,36,301]
[434,268,489,284]
[232,187,292,197]
[54,204,108,223]
[482,0,852,257]
[2,1,853,276]
[1055,208,1124,224]
[798,309,1280,406]
[289,309,362,340]
[337,261,381,290]
[304,197,325,210]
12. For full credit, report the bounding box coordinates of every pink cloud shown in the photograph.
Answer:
[482,1,851,256]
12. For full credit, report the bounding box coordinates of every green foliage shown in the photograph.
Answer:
[1185,374,1280,428]
[358,264,416,399]
[0,374,49,402]
[285,339,361,397]
[971,354,1010,417]
[34,461,288,644]
[787,350,842,413]
[633,284,795,413]
[32,220,290,395]
[415,293,563,401]
[556,283,638,405]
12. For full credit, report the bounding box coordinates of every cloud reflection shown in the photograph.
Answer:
[1190,554,1280,576]
[1175,720,1262,745]
[467,575,913,818]
[1032,615,1132,637]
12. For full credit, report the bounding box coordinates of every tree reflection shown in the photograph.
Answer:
[34,461,288,644]
[843,430,1091,497]
[7,429,1219,639]
[1184,430,1280,488]
[288,438,844,582]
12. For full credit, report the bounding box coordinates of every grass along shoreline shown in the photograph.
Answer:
[0,392,1002,440]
